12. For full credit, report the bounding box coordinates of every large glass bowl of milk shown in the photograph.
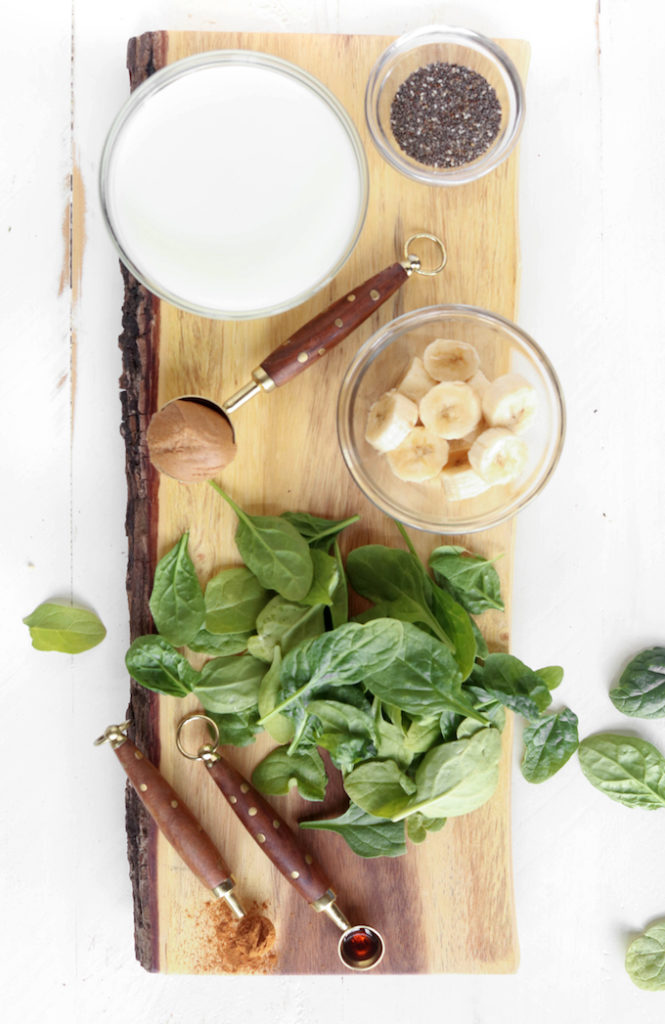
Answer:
[100,51,369,320]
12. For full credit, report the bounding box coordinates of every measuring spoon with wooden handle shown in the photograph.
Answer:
[146,234,446,482]
[95,721,245,919]
[176,713,385,971]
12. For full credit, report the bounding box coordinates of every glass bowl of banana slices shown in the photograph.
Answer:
[337,304,565,533]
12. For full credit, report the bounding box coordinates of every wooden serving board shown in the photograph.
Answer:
[116,29,528,975]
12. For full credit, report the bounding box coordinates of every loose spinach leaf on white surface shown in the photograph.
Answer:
[23,601,106,653]
[610,647,665,719]
[625,920,665,990]
[521,707,579,783]
[578,733,665,809]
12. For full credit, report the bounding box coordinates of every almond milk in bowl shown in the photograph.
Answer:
[337,305,565,534]
[100,51,368,320]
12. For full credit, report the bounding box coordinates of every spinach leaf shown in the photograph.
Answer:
[390,524,477,675]
[280,511,360,551]
[363,622,480,720]
[536,665,564,691]
[344,759,416,819]
[23,601,106,653]
[300,802,407,858]
[257,647,294,744]
[479,653,552,718]
[625,920,665,990]
[204,567,268,634]
[210,483,313,601]
[373,716,413,770]
[610,647,665,719]
[307,698,377,773]
[186,629,250,656]
[264,619,404,725]
[578,733,665,809]
[318,733,376,775]
[125,635,200,696]
[428,545,504,614]
[346,546,451,647]
[306,699,375,742]
[470,617,489,659]
[521,708,579,782]
[193,653,266,714]
[149,534,205,646]
[328,541,349,629]
[394,727,502,821]
[299,549,339,607]
[404,716,443,754]
[427,582,477,679]
[247,595,325,663]
[206,709,260,747]
[440,710,462,742]
[251,745,328,801]
[406,812,447,844]
[457,716,491,739]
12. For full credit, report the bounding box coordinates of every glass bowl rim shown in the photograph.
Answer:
[99,48,370,321]
[364,24,526,187]
[337,303,566,534]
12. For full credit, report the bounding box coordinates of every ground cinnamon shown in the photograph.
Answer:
[189,899,277,974]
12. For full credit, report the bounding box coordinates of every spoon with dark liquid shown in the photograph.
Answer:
[176,712,385,971]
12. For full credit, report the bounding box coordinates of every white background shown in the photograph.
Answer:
[3,0,665,1020]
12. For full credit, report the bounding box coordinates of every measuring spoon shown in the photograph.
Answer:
[176,712,385,971]
[147,234,446,482]
[95,721,245,919]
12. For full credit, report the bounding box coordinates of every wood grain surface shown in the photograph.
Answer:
[117,29,529,975]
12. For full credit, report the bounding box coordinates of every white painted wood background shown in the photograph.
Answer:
[3,0,665,1019]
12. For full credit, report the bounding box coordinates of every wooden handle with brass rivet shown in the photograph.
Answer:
[113,736,241,909]
[206,754,331,904]
[260,262,410,387]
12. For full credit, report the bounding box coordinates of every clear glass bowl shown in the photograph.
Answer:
[365,25,525,186]
[100,50,369,320]
[337,305,565,534]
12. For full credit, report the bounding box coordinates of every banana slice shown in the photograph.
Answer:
[423,338,480,382]
[365,389,419,453]
[468,427,529,484]
[482,373,537,434]
[468,369,491,401]
[419,381,482,440]
[441,448,490,500]
[448,420,485,453]
[397,356,436,404]
[386,427,449,482]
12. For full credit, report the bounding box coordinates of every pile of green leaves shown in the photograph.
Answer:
[576,647,665,990]
[125,487,578,859]
[578,648,665,810]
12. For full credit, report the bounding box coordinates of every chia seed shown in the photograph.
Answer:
[390,61,502,169]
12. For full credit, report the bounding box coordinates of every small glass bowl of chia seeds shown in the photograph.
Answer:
[365,25,525,186]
